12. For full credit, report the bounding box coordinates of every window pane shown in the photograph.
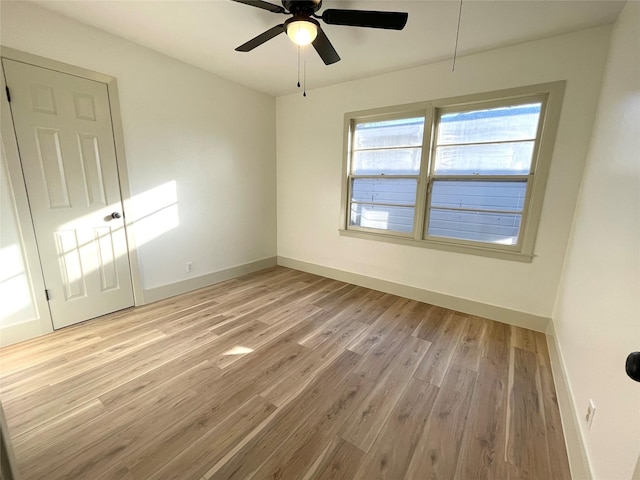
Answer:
[434,142,534,175]
[437,103,541,145]
[352,178,417,206]
[353,148,421,175]
[350,203,414,233]
[431,180,526,212]
[354,117,424,149]
[427,208,521,245]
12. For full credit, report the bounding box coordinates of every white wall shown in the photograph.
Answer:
[276,26,611,320]
[0,1,276,297]
[0,140,37,327]
[552,2,640,478]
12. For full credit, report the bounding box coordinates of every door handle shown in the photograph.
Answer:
[626,352,640,382]
[111,212,122,219]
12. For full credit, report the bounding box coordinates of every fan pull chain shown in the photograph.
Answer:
[303,48,307,97]
[452,0,464,72]
[297,45,301,88]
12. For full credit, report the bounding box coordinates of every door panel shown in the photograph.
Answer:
[36,127,71,208]
[3,59,134,329]
[79,133,108,206]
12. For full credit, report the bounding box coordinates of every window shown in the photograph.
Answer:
[349,115,424,234]
[340,82,565,261]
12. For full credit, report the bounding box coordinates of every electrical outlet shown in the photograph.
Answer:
[186,261,193,273]
[585,399,596,430]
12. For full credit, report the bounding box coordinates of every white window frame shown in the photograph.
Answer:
[339,82,566,262]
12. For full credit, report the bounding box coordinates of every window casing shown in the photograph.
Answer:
[340,82,565,261]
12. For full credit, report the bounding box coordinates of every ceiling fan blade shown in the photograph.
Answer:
[312,26,340,65]
[235,24,286,52]
[229,0,285,14]
[321,9,408,30]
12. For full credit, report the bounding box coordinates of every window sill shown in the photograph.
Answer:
[338,229,534,263]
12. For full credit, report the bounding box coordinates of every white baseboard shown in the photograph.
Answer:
[142,257,278,304]
[546,321,593,479]
[0,318,53,347]
[277,256,550,332]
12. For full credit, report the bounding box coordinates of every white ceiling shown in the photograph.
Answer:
[32,0,625,97]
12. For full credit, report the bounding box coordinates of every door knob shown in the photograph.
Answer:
[111,212,122,219]
[626,352,640,383]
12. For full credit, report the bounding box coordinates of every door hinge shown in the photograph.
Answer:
[45,289,50,301]
[5,86,11,103]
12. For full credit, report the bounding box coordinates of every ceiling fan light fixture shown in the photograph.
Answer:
[286,20,318,46]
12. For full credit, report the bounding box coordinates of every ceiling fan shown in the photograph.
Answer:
[231,0,409,65]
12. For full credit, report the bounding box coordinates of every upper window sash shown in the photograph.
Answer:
[429,95,547,178]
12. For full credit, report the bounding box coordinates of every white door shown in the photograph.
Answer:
[3,59,134,329]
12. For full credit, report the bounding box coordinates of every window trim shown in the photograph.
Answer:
[339,81,566,262]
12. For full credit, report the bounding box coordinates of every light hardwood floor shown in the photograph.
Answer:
[0,266,571,480]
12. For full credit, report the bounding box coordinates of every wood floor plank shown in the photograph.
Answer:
[321,285,371,314]
[311,284,358,310]
[454,355,509,479]
[535,331,551,366]
[21,382,199,479]
[329,289,393,325]
[249,371,372,480]
[297,311,347,349]
[4,329,167,400]
[288,278,351,307]
[22,356,223,471]
[209,310,314,370]
[0,266,571,480]
[353,377,439,480]
[97,344,223,411]
[539,365,572,479]
[213,332,309,391]
[510,325,538,352]
[4,327,219,436]
[452,316,488,372]
[307,437,366,480]
[139,395,277,480]
[97,462,135,480]
[252,288,326,325]
[13,398,106,459]
[340,336,430,452]
[404,364,477,480]
[482,319,511,364]
[413,311,469,387]
[413,305,448,341]
[506,347,552,478]
[262,319,369,406]
[0,333,102,376]
[348,297,425,357]
[205,349,362,480]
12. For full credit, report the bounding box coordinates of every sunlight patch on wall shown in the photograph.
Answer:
[0,244,36,326]
[131,180,179,246]
[47,180,180,282]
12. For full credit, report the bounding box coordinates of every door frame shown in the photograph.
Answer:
[0,47,144,344]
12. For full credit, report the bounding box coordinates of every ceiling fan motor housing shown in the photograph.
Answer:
[283,0,322,16]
